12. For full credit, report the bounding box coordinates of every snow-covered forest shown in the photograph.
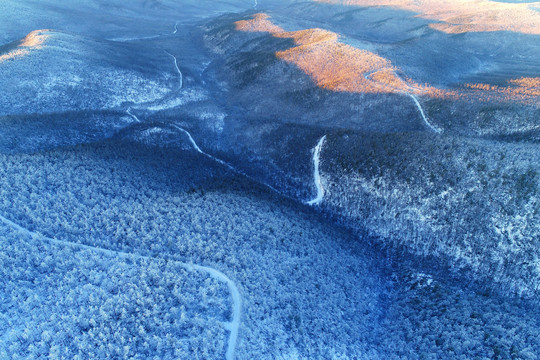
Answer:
[1,0,538,359]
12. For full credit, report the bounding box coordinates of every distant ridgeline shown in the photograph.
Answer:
[201,12,539,298]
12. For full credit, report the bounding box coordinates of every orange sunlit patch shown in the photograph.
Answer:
[0,30,50,63]
[509,77,540,88]
[234,14,539,105]
[314,0,540,35]
[235,14,429,94]
[274,28,339,45]
[234,13,284,33]
[462,77,540,104]
[20,30,50,48]
[0,49,28,62]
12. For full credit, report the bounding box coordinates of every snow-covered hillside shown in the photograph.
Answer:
[0,30,174,116]
[1,139,538,359]
[199,11,539,297]
[0,0,538,359]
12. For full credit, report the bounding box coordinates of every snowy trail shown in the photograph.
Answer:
[165,51,183,89]
[188,263,241,360]
[170,124,290,200]
[306,135,326,206]
[392,73,442,134]
[0,214,241,360]
[171,125,236,172]
[109,21,179,42]
[107,34,162,42]
[407,93,441,134]
[126,107,141,122]
[365,71,442,134]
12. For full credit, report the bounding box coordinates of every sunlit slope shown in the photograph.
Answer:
[205,13,539,137]
[0,30,49,62]
[315,0,540,35]
[270,1,540,97]
[0,29,174,116]
[234,13,437,95]
[203,14,429,134]
[235,13,540,105]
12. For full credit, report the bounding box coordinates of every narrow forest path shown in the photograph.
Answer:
[364,71,442,133]
[393,73,442,134]
[171,124,236,172]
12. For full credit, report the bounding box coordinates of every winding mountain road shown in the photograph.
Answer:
[188,263,241,360]
[168,125,286,199]
[392,73,442,134]
[171,124,236,172]
[364,71,442,134]
[107,34,162,42]
[0,213,241,360]
[109,21,180,42]
[407,93,441,133]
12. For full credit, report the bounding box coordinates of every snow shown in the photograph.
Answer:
[197,111,226,134]
[0,32,174,116]
[408,93,442,134]
[171,124,237,172]
[126,107,141,122]
[1,142,537,359]
[188,263,241,360]
[0,212,242,360]
[306,135,327,206]
[146,90,206,111]
[1,0,539,358]
[165,51,183,89]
